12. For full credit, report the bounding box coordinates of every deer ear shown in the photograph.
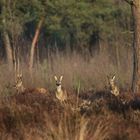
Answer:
[112,75,115,80]
[60,76,63,81]
[54,76,58,81]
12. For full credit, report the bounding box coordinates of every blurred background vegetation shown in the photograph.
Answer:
[0,0,133,91]
[0,0,132,56]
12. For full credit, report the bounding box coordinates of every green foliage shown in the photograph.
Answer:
[45,0,96,46]
[44,0,131,48]
[0,0,131,49]
[0,0,47,37]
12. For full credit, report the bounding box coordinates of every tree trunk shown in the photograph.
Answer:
[131,0,140,93]
[3,30,13,69]
[2,0,13,70]
[29,18,44,72]
[116,45,121,71]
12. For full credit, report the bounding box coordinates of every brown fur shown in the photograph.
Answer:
[54,76,67,102]
[108,75,119,96]
[14,74,48,94]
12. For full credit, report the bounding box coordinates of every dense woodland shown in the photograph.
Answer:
[0,0,132,62]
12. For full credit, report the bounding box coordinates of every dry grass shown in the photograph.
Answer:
[0,90,140,140]
[0,47,139,140]
[0,48,132,95]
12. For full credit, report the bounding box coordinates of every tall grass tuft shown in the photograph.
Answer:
[0,49,132,96]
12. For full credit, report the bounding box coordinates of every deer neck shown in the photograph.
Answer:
[110,82,115,88]
[21,85,25,92]
[18,80,25,91]
[56,85,62,93]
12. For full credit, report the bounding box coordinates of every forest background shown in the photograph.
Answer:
[0,0,133,92]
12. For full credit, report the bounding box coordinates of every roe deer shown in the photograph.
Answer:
[54,75,67,103]
[14,74,48,94]
[108,75,119,96]
[14,74,25,93]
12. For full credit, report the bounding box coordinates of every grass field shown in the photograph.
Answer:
[0,51,140,140]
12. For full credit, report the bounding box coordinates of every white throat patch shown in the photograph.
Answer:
[57,85,62,92]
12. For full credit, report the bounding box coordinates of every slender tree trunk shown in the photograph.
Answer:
[29,18,44,72]
[131,0,140,93]
[3,30,13,69]
[114,19,121,71]
[2,0,13,70]
[116,45,121,71]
